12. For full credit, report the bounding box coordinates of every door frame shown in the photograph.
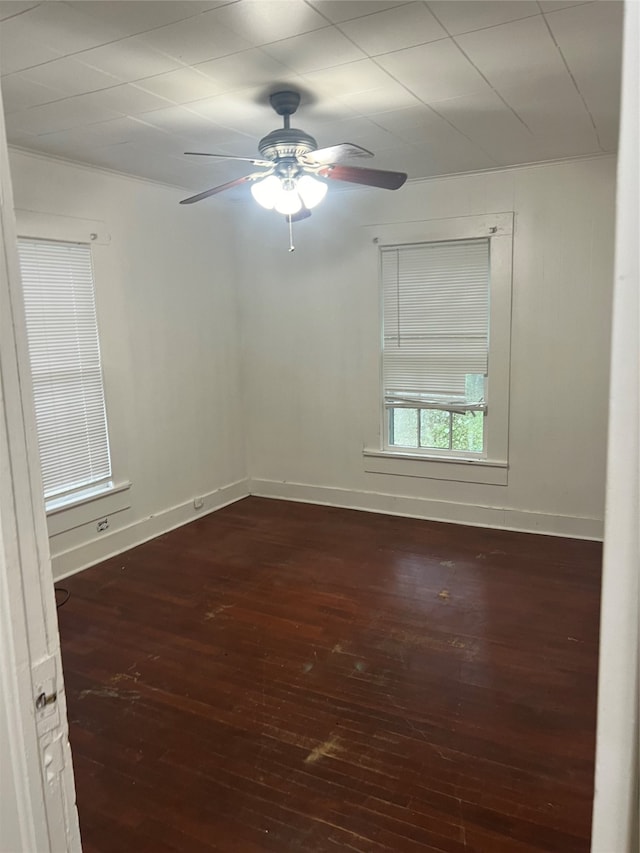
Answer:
[0,83,81,852]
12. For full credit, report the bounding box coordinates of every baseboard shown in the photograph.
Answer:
[51,479,250,580]
[248,478,604,541]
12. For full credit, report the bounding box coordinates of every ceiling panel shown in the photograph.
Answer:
[307,1,410,24]
[261,26,366,74]
[134,67,227,104]
[0,2,39,21]
[427,1,540,35]
[455,15,570,92]
[338,3,447,56]
[19,57,121,98]
[9,2,124,55]
[194,49,297,96]
[1,74,67,112]
[65,1,227,39]
[300,59,394,100]
[6,94,122,135]
[375,39,490,102]
[430,90,555,166]
[211,1,329,46]
[538,1,591,11]
[0,0,622,192]
[78,38,183,82]
[83,83,175,116]
[337,82,423,116]
[186,89,282,132]
[544,1,622,149]
[498,77,600,153]
[137,9,252,64]
[0,12,64,74]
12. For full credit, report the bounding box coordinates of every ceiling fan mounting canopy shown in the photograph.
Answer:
[269,90,301,117]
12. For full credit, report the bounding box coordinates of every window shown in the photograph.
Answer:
[363,214,512,485]
[382,238,489,457]
[17,237,113,507]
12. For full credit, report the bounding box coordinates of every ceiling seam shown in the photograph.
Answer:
[537,2,605,152]
[301,5,501,167]
[1,0,245,79]
[424,1,535,136]
[0,2,43,23]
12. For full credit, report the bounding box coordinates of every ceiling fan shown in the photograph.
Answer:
[179,90,408,227]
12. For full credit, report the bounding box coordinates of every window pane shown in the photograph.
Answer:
[390,408,418,447]
[452,411,484,453]
[420,409,451,449]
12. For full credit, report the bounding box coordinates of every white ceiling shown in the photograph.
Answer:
[0,0,623,195]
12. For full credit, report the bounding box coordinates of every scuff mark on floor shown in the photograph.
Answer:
[78,686,140,702]
[205,604,233,621]
[304,734,341,764]
[332,642,344,653]
[440,560,455,568]
[438,589,450,601]
[112,664,141,684]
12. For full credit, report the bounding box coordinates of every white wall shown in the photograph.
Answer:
[238,156,616,539]
[9,150,248,578]
[592,2,639,849]
[7,151,616,581]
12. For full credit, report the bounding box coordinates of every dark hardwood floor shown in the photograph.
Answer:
[57,497,602,853]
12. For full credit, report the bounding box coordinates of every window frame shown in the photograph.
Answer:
[363,213,513,485]
[15,210,130,531]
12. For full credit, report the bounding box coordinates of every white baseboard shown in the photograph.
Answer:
[51,479,250,580]
[248,478,604,541]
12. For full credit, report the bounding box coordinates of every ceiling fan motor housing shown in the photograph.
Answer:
[258,127,318,161]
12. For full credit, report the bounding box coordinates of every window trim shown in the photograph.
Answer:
[363,213,513,484]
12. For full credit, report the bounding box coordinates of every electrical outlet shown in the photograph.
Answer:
[97,518,109,532]
[193,496,204,510]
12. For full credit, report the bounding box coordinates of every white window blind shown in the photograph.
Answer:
[17,237,112,501]
[381,238,489,410]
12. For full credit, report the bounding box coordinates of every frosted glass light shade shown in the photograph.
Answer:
[274,187,302,215]
[250,175,281,209]
[251,173,327,215]
[296,175,327,209]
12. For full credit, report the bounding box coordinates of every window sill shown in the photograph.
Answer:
[363,450,508,485]
[46,480,131,537]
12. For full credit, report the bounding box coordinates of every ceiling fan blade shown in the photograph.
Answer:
[319,164,407,190]
[179,174,256,205]
[184,152,272,167]
[304,143,373,165]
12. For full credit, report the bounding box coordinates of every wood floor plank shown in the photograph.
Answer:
[58,497,601,852]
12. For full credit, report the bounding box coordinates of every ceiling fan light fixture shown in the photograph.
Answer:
[250,174,281,209]
[296,175,327,209]
[273,185,302,215]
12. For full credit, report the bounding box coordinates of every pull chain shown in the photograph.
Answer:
[287,215,295,252]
